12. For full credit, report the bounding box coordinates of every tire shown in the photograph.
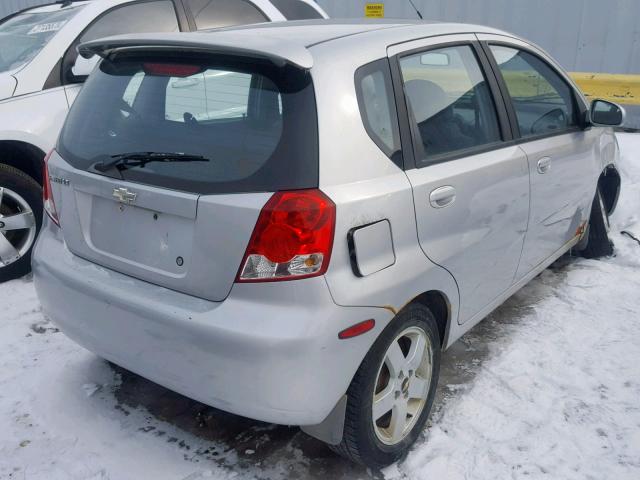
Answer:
[580,186,613,259]
[0,163,42,282]
[330,304,441,468]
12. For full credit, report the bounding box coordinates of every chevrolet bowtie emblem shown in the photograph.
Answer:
[112,187,137,204]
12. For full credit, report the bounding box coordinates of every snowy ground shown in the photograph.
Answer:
[1,134,639,480]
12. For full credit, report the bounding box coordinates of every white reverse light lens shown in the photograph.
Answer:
[240,253,324,281]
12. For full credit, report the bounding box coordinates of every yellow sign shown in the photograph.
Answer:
[570,72,640,106]
[365,3,384,18]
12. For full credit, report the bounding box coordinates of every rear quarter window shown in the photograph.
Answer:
[354,59,402,167]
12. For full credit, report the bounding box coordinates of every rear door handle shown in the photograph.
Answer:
[429,185,456,208]
[537,156,551,174]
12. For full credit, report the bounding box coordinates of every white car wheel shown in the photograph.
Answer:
[0,187,37,267]
[372,326,433,445]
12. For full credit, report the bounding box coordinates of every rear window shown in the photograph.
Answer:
[58,52,318,194]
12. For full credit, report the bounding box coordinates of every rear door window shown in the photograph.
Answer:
[489,45,578,138]
[184,0,268,30]
[399,44,502,164]
[269,0,324,20]
[58,53,318,194]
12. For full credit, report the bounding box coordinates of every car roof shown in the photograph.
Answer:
[210,19,511,47]
[209,19,428,45]
[80,19,517,70]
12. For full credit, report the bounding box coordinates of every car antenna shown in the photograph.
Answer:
[407,0,424,19]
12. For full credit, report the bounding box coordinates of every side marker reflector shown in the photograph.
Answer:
[338,319,375,340]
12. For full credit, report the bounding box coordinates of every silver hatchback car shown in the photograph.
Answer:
[33,20,623,467]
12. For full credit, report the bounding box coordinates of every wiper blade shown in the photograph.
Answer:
[94,152,209,172]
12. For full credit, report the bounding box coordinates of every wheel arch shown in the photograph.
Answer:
[0,141,46,186]
[405,289,451,348]
[598,164,621,216]
[304,288,453,446]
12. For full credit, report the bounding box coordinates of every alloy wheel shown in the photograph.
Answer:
[372,326,433,445]
[0,187,37,267]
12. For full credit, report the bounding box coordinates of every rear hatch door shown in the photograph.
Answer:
[50,46,317,301]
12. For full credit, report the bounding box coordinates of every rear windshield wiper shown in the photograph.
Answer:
[94,152,209,173]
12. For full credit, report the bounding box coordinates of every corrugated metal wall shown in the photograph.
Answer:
[316,0,640,74]
[2,0,638,74]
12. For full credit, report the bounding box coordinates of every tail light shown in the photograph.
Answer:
[43,149,60,226]
[237,189,336,282]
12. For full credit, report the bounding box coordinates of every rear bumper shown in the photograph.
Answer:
[32,220,391,425]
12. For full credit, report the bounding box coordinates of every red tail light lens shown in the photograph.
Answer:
[237,189,336,282]
[43,150,60,226]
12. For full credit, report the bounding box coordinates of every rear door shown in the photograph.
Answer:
[389,35,530,325]
[480,35,598,278]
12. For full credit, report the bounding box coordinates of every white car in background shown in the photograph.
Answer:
[0,0,327,281]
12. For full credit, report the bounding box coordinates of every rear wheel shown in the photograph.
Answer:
[330,304,440,468]
[0,164,42,282]
[580,186,613,259]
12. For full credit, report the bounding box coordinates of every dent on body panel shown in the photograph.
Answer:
[457,172,526,247]
[407,146,529,324]
[516,130,599,276]
[533,135,594,225]
[462,173,528,314]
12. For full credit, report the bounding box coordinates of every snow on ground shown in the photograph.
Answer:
[385,133,640,480]
[1,134,639,480]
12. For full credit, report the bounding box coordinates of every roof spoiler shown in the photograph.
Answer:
[78,32,314,70]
